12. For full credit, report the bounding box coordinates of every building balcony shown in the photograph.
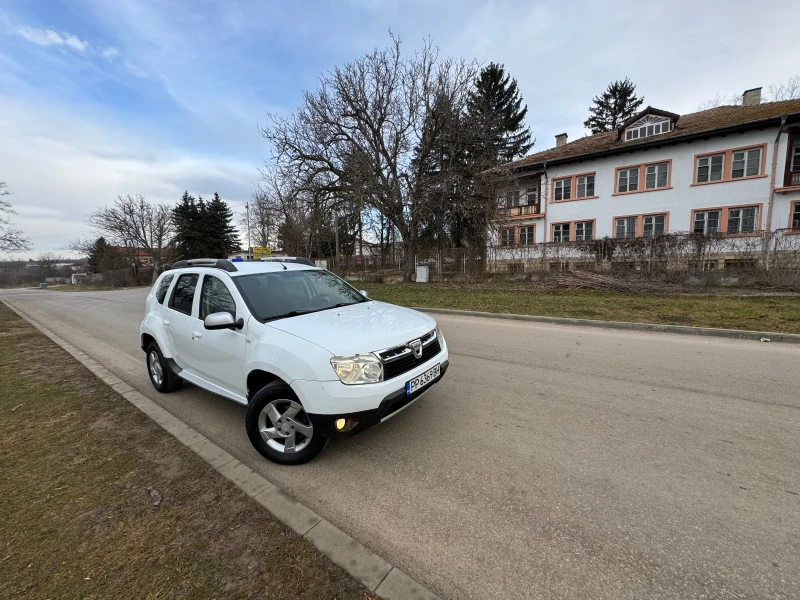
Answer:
[776,170,800,193]
[495,204,543,220]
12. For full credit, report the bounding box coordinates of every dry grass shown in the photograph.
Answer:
[363,282,800,334]
[0,304,374,600]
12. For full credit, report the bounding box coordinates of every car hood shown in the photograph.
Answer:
[266,301,435,355]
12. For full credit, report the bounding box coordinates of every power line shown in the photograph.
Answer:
[27,231,92,240]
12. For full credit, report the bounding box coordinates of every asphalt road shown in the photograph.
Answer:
[4,287,799,600]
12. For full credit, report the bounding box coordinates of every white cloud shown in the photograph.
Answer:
[16,25,88,52]
[100,46,119,60]
[0,95,256,257]
[124,61,147,78]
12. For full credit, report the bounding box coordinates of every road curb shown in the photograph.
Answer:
[414,306,800,344]
[2,299,442,600]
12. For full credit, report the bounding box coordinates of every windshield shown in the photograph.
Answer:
[235,269,367,321]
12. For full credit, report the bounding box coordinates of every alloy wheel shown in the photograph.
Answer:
[257,399,314,453]
[149,351,163,386]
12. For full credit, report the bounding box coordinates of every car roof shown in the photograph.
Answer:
[228,261,318,276]
[166,258,320,278]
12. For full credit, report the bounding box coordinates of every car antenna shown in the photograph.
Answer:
[279,260,287,270]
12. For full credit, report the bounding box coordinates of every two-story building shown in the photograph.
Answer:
[493,88,800,260]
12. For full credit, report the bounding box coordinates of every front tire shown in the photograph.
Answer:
[246,382,327,465]
[146,342,183,393]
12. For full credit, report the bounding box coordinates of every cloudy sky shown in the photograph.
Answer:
[1,0,798,257]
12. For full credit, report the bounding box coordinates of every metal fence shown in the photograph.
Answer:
[331,229,800,289]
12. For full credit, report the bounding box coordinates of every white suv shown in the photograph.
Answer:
[140,258,449,464]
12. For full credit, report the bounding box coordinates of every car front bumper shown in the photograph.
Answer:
[305,359,449,437]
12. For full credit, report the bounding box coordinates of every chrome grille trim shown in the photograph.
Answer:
[377,329,437,363]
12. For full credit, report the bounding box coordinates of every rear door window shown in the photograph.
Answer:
[169,273,199,316]
[155,274,174,304]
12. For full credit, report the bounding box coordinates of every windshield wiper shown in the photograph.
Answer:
[262,309,321,322]
[263,302,361,322]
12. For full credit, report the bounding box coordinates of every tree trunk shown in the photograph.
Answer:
[402,237,416,282]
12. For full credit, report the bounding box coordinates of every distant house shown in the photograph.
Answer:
[112,246,154,266]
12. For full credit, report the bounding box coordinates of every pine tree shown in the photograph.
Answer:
[86,237,123,273]
[86,237,109,273]
[172,191,204,259]
[584,78,645,134]
[466,62,534,164]
[205,192,241,258]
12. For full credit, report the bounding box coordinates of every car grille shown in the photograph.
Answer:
[379,330,442,381]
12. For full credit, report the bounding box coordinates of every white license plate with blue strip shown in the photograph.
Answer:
[406,363,440,395]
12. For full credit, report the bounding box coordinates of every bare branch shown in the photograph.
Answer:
[767,76,800,101]
[0,181,32,254]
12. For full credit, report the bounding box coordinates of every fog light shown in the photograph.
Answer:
[335,418,346,431]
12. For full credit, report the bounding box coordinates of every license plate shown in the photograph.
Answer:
[406,363,441,395]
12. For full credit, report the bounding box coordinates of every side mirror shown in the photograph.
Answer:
[360,290,369,298]
[204,312,244,330]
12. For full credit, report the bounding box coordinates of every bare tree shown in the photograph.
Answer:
[88,194,176,283]
[37,252,60,279]
[64,235,95,257]
[261,36,484,281]
[698,77,800,110]
[243,166,294,250]
[696,93,742,111]
[1,181,32,254]
[768,76,800,101]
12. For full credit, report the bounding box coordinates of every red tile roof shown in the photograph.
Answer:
[505,99,800,171]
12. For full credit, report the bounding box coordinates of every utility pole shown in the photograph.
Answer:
[334,210,340,272]
[245,202,251,258]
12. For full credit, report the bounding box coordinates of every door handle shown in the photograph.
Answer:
[163,320,171,327]
[192,332,202,340]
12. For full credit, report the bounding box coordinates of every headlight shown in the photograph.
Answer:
[330,354,383,385]
[436,323,444,343]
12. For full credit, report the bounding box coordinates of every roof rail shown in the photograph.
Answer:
[256,257,315,267]
[168,258,238,272]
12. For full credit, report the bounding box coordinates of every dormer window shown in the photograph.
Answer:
[624,116,673,141]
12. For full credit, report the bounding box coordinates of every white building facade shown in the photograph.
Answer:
[494,89,800,251]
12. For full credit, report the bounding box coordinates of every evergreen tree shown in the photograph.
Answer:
[466,62,533,164]
[584,77,645,134]
[172,191,206,259]
[86,237,122,273]
[86,237,109,273]
[205,192,241,258]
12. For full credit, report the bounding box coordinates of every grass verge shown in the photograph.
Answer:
[363,282,800,334]
[0,303,374,600]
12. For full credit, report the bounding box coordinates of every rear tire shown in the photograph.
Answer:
[146,342,183,393]
[246,382,327,465]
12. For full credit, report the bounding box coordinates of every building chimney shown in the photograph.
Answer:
[742,87,761,106]
[555,132,568,147]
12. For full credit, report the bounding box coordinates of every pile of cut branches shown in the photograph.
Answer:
[553,271,688,294]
